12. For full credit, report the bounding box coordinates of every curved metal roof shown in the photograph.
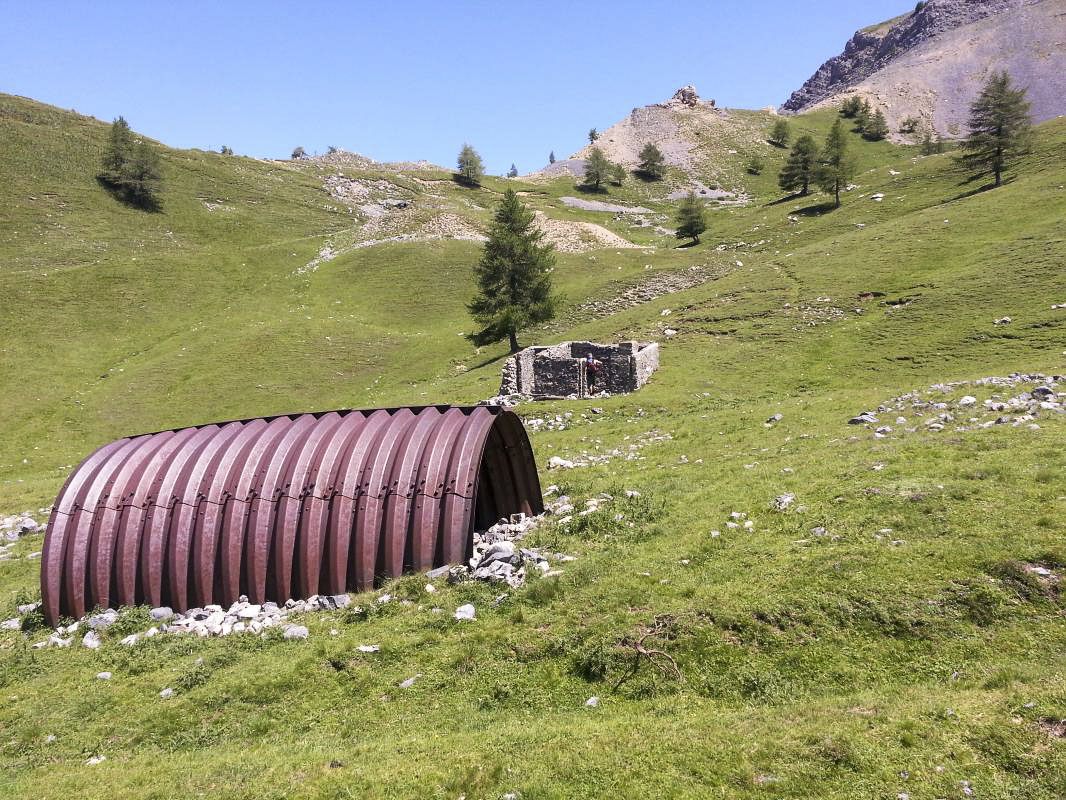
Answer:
[41,405,542,625]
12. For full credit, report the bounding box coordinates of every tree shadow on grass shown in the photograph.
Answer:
[947,176,1001,203]
[468,349,514,372]
[674,239,699,249]
[765,192,812,208]
[792,200,839,217]
[574,183,608,195]
[634,171,662,183]
[96,177,162,212]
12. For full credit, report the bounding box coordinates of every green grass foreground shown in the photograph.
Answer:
[1,94,1065,798]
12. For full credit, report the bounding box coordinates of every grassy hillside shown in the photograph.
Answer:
[1,94,1065,799]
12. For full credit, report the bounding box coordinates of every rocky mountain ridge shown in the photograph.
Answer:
[783,0,1042,112]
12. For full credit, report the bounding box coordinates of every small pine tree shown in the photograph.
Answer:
[920,128,945,156]
[675,192,707,244]
[291,146,306,159]
[100,117,134,184]
[778,134,819,196]
[582,146,611,191]
[123,141,163,206]
[98,117,162,208]
[508,163,519,178]
[220,145,233,155]
[456,143,484,186]
[957,70,1032,187]
[840,97,863,118]
[468,189,560,352]
[588,128,599,143]
[769,119,791,147]
[863,109,889,140]
[637,142,665,180]
[854,99,872,133]
[327,145,338,154]
[549,151,556,164]
[920,129,935,155]
[747,154,765,175]
[609,162,627,186]
[815,119,856,207]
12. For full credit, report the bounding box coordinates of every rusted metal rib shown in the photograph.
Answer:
[41,406,542,625]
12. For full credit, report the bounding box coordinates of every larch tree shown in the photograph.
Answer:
[769,119,791,147]
[863,109,889,140]
[778,134,819,196]
[637,142,665,179]
[957,70,1032,187]
[582,146,611,191]
[674,192,707,244]
[467,189,560,353]
[815,119,856,207]
[456,143,484,186]
[98,116,163,208]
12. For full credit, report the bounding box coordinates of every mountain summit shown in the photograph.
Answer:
[782,0,1066,136]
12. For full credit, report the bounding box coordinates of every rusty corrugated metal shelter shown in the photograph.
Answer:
[41,406,542,626]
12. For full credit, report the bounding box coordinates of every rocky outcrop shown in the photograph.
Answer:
[783,0,1043,112]
[669,85,702,108]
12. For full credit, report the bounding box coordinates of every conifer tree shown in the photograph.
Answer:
[609,162,627,186]
[840,97,863,118]
[864,109,889,140]
[468,189,559,352]
[582,146,611,191]
[549,151,556,164]
[778,134,819,196]
[291,146,306,159]
[456,143,484,186]
[508,163,519,178]
[769,119,791,147]
[957,70,1032,187]
[637,142,665,179]
[675,192,707,244]
[588,128,598,143]
[815,119,855,207]
[123,141,163,206]
[920,128,945,156]
[98,117,163,208]
[100,117,133,184]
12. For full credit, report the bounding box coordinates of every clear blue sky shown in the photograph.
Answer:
[2,0,912,173]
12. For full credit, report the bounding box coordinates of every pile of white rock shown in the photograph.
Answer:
[848,373,1064,436]
[439,509,573,589]
[0,510,47,562]
[546,429,673,469]
[14,594,355,649]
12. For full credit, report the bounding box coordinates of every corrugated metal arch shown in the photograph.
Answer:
[41,406,543,626]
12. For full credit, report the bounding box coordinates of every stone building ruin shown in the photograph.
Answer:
[498,341,659,400]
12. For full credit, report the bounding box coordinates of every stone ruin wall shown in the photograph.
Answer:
[498,341,659,399]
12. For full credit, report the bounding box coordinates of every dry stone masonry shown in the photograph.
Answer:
[497,340,659,401]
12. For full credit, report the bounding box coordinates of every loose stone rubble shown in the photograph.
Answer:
[445,507,574,589]
[13,593,357,649]
[846,373,1064,437]
[0,510,47,562]
[544,429,673,469]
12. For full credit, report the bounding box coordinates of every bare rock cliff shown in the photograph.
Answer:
[783,0,1043,112]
